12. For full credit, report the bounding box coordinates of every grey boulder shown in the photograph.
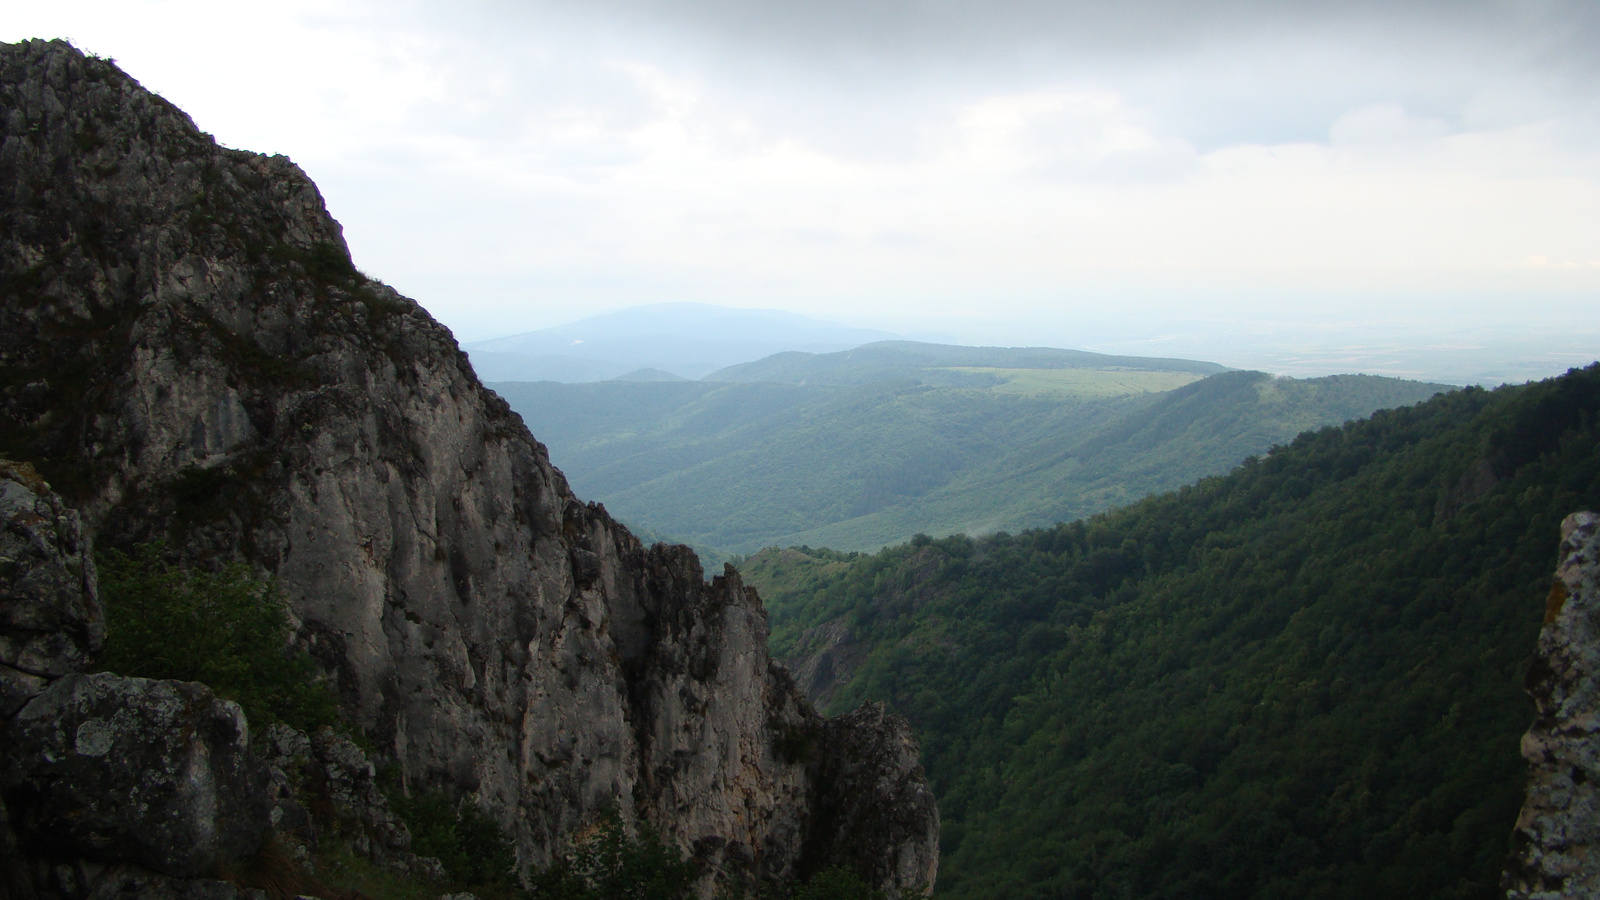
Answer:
[2,673,271,878]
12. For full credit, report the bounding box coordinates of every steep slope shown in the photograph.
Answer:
[745,364,1600,899]
[1504,510,1600,898]
[0,40,936,895]
[494,370,1449,554]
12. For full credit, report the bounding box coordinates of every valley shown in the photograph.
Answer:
[740,364,1600,899]
[491,344,1450,558]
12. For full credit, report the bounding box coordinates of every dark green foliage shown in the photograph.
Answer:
[389,791,516,888]
[524,812,697,900]
[748,364,1600,900]
[267,240,367,289]
[95,543,338,732]
[789,867,885,900]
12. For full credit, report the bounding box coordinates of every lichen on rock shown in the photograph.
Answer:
[0,458,102,717]
[1504,511,1600,898]
[1,672,272,879]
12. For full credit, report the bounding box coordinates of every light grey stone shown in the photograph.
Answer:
[1505,512,1600,898]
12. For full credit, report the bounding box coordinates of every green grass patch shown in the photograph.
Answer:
[933,367,1206,397]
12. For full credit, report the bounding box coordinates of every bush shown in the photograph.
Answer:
[95,543,338,732]
[389,791,516,889]
[524,811,696,900]
[792,867,885,900]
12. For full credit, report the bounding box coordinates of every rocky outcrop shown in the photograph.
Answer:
[2,673,272,878]
[0,465,296,898]
[256,722,440,878]
[785,618,867,709]
[0,459,101,717]
[804,703,940,893]
[0,39,936,896]
[1504,511,1600,898]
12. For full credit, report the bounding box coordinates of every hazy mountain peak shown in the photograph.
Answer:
[705,339,1230,385]
[463,302,902,381]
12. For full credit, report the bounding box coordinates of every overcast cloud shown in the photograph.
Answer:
[3,0,1597,381]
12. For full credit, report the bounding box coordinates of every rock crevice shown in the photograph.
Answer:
[1505,511,1600,898]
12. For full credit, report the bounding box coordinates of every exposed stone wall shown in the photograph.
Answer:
[0,39,935,896]
[0,461,291,898]
[0,459,100,717]
[1505,511,1600,898]
[785,618,868,710]
[4,673,272,879]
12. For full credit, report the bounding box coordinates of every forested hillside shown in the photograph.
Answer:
[494,362,1447,555]
[742,363,1600,900]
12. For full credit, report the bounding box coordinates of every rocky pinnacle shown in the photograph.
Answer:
[0,39,936,896]
[1505,511,1600,899]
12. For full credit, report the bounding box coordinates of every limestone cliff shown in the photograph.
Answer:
[1505,511,1600,898]
[0,459,99,718]
[0,39,936,896]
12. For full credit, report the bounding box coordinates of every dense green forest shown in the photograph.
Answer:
[494,361,1446,555]
[741,364,1600,900]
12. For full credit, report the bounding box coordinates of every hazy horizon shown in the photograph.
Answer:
[5,0,1596,384]
[467,300,1591,386]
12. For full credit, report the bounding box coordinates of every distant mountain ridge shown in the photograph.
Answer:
[492,353,1450,554]
[706,341,1228,385]
[464,302,900,382]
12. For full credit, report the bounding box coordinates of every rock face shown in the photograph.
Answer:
[0,465,295,896]
[0,459,101,717]
[1504,511,1600,898]
[785,618,868,710]
[805,704,941,892]
[0,39,936,895]
[2,673,272,878]
[255,723,423,873]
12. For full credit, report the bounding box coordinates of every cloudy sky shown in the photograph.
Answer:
[4,0,1598,381]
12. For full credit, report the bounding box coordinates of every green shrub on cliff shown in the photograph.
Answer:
[387,790,516,889]
[95,543,338,732]
[790,867,885,900]
[524,811,696,899]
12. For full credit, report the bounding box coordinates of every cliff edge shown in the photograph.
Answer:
[0,39,936,896]
[1505,511,1600,898]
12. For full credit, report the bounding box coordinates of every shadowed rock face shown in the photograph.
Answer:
[786,618,868,710]
[0,39,935,895]
[3,673,272,878]
[1504,511,1600,899]
[0,463,282,890]
[0,459,101,717]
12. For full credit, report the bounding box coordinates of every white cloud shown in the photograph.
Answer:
[1,0,1596,366]
[1329,104,1450,146]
